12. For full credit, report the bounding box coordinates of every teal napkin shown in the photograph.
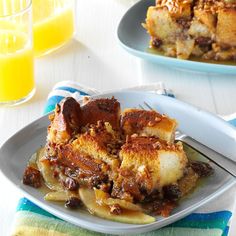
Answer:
[12,81,236,236]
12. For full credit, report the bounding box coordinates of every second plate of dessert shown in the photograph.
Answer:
[117,0,236,74]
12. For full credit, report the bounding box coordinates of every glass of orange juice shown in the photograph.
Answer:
[32,0,75,57]
[0,0,35,105]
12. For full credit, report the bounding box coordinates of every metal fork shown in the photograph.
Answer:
[139,102,236,178]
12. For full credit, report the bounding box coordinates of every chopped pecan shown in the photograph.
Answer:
[109,204,122,215]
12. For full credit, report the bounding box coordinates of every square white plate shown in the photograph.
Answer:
[0,91,236,235]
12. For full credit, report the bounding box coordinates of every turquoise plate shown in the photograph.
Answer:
[117,0,236,75]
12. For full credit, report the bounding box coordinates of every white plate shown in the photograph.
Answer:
[0,91,236,235]
[117,0,236,75]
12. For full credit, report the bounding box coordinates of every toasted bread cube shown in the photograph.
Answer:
[188,19,212,38]
[145,7,180,44]
[59,144,108,180]
[120,137,188,189]
[176,38,195,59]
[194,9,216,32]
[113,137,188,199]
[216,9,236,46]
[57,122,121,185]
[121,109,177,143]
[71,121,120,171]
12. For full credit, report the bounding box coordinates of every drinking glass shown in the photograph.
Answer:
[32,0,75,57]
[0,0,35,105]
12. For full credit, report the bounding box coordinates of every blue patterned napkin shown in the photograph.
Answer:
[12,81,236,236]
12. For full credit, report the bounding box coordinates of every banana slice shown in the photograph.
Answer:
[36,148,63,191]
[44,191,79,202]
[79,188,155,224]
[44,191,69,201]
[94,188,142,211]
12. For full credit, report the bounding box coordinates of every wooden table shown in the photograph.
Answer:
[0,0,236,235]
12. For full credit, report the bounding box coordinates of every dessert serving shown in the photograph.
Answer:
[143,0,236,61]
[23,97,213,224]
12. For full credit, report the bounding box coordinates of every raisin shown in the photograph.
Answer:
[152,38,162,48]
[65,197,81,209]
[23,166,41,188]
[163,184,181,201]
[63,177,79,191]
[195,37,212,47]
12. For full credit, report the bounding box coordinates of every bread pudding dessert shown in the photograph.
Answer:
[143,0,236,61]
[23,97,213,224]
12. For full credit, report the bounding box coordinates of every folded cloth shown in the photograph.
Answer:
[12,81,236,236]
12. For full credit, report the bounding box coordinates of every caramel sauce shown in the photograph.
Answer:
[147,47,236,66]
[27,142,212,218]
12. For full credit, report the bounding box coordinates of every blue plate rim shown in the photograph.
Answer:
[117,0,236,74]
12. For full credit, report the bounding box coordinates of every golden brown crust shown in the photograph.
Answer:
[121,109,163,130]
[80,122,117,153]
[72,121,121,172]
[47,97,82,145]
[57,144,110,189]
[216,9,236,46]
[121,136,179,154]
[81,97,121,130]
[121,109,177,143]
[59,145,105,175]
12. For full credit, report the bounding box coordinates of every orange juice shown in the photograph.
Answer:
[0,30,34,102]
[32,0,75,57]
